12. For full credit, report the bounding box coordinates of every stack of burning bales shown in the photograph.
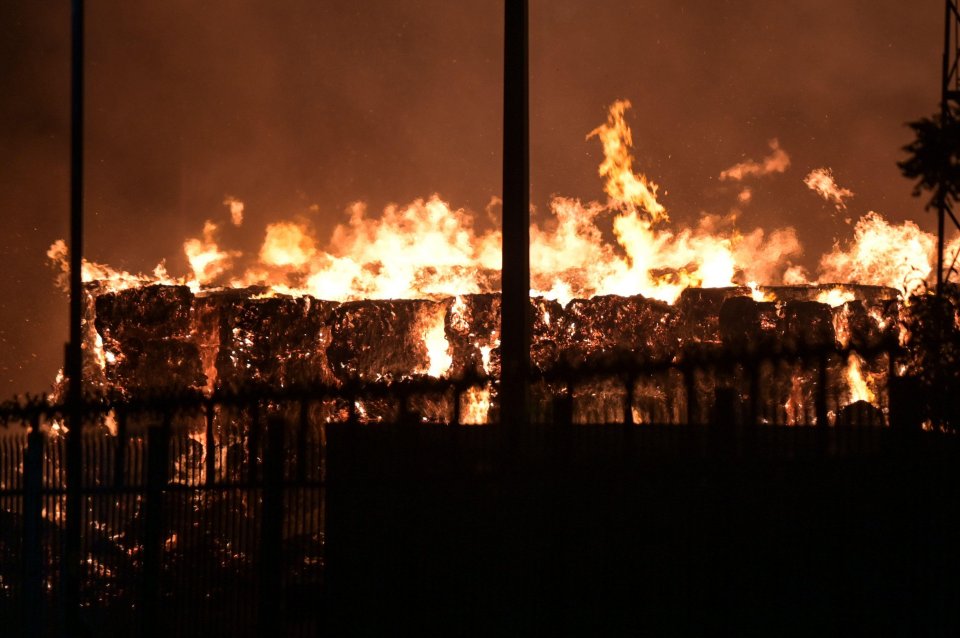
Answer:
[82,282,899,426]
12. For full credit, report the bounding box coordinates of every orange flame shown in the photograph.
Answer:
[845,353,876,405]
[587,99,667,222]
[48,100,951,329]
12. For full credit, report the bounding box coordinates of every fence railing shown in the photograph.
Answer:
[0,340,935,636]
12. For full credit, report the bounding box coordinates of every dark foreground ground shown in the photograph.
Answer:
[324,424,960,637]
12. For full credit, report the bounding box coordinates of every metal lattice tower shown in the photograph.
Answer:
[938,0,960,293]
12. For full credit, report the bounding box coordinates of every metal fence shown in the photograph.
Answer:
[0,398,325,637]
[0,340,931,636]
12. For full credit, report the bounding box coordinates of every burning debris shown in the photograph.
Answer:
[73,281,899,426]
[46,100,956,427]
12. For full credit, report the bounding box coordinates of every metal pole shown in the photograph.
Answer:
[501,0,530,427]
[64,0,85,629]
[939,0,951,295]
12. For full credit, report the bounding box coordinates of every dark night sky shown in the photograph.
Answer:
[0,0,943,396]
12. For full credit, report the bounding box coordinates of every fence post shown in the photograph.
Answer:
[205,402,216,486]
[143,415,170,638]
[684,364,698,425]
[816,354,830,455]
[114,409,127,489]
[258,416,285,634]
[23,421,44,635]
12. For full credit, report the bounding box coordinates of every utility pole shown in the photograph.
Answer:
[64,0,85,630]
[938,0,960,294]
[500,0,530,426]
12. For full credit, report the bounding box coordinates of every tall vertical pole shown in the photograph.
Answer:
[501,0,530,427]
[65,0,85,629]
[938,0,951,295]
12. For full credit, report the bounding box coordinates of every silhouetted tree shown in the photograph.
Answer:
[898,107,960,211]
[900,282,960,430]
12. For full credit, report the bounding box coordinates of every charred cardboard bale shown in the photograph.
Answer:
[761,285,820,303]
[215,293,338,389]
[444,294,562,378]
[95,285,195,343]
[831,300,896,350]
[329,299,448,381]
[719,297,779,352]
[94,285,205,394]
[563,294,675,366]
[675,287,750,344]
[446,294,500,379]
[778,300,835,350]
[76,283,108,398]
[531,297,565,373]
[836,399,885,428]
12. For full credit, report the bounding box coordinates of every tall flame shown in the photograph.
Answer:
[48,100,954,319]
[587,99,668,222]
[845,353,876,405]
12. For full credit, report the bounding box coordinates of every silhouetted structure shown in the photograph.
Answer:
[938,0,960,292]
[500,0,531,427]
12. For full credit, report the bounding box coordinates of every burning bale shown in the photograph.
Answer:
[78,281,901,426]
[211,292,338,389]
[676,287,751,345]
[95,285,205,395]
[328,298,449,382]
[563,294,674,366]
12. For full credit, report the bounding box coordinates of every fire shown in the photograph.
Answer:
[46,99,959,388]
[224,196,245,226]
[719,139,791,182]
[49,101,947,307]
[818,212,936,297]
[845,353,876,405]
[816,287,856,308]
[418,305,452,379]
[804,168,854,211]
[259,221,317,268]
[587,99,667,221]
[460,385,492,425]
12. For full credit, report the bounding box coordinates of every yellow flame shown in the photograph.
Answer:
[460,385,492,425]
[819,212,935,297]
[183,221,234,286]
[587,99,667,222]
[260,221,316,267]
[418,306,452,378]
[804,168,854,210]
[47,101,946,311]
[816,287,856,308]
[845,354,876,405]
